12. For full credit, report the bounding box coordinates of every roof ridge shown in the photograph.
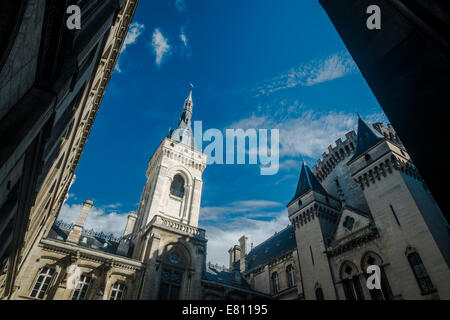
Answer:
[247,224,293,255]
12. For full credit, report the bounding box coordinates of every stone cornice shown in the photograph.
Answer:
[40,238,144,271]
[326,224,379,257]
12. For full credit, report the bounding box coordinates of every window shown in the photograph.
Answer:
[71,274,91,300]
[110,283,125,300]
[343,216,355,231]
[286,265,295,288]
[272,272,280,294]
[315,287,324,300]
[362,253,393,300]
[340,263,364,300]
[158,269,182,299]
[407,252,435,295]
[170,174,185,198]
[30,267,55,299]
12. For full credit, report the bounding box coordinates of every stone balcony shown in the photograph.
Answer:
[151,215,207,241]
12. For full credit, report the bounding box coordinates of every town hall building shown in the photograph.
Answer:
[6,89,449,300]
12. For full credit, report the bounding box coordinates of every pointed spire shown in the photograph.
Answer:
[301,154,306,166]
[349,115,384,162]
[170,85,195,148]
[187,82,194,101]
[291,161,328,203]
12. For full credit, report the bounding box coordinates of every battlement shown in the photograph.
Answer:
[312,122,404,183]
[312,130,357,182]
[372,122,403,147]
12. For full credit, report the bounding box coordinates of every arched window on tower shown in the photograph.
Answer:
[272,272,280,294]
[315,287,324,300]
[406,249,435,295]
[170,174,185,198]
[340,262,364,300]
[286,265,295,288]
[361,252,393,300]
[158,248,186,300]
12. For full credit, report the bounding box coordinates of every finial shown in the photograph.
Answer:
[301,154,307,166]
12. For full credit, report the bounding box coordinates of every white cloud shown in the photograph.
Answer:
[152,28,171,66]
[227,109,360,159]
[305,52,357,86]
[200,208,290,266]
[233,51,357,97]
[200,200,283,222]
[121,22,145,53]
[175,0,186,13]
[57,202,130,236]
[115,22,145,73]
[180,32,188,47]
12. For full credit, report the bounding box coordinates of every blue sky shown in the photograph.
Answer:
[59,0,388,266]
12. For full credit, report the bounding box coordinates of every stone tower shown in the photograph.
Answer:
[347,116,450,299]
[130,88,208,300]
[287,161,341,300]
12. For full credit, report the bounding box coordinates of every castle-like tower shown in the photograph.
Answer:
[127,88,208,299]
[286,116,450,300]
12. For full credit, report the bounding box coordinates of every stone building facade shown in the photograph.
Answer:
[5,73,448,299]
[0,0,139,298]
[228,116,450,300]
[7,89,267,300]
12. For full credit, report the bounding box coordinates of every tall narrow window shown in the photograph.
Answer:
[272,272,280,294]
[389,205,401,226]
[315,287,324,300]
[286,265,295,288]
[30,267,55,299]
[110,283,125,300]
[170,174,185,198]
[158,269,182,299]
[362,254,393,300]
[72,274,91,300]
[407,252,435,294]
[340,263,364,300]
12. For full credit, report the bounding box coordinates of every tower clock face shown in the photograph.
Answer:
[170,252,180,264]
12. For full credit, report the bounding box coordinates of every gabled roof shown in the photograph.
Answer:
[290,162,328,203]
[246,225,296,273]
[349,116,384,162]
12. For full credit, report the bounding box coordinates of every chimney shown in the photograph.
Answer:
[67,199,93,244]
[238,235,248,273]
[117,212,137,256]
[228,247,234,270]
[230,245,241,283]
[123,212,137,237]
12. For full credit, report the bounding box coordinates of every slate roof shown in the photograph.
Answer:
[246,225,297,272]
[204,265,251,289]
[290,162,328,203]
[47,221,125,256]
[349,116,384,162]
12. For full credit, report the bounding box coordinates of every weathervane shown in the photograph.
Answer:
[189,82,195,89]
